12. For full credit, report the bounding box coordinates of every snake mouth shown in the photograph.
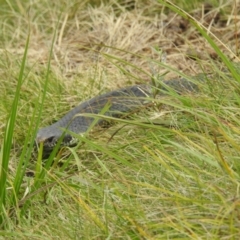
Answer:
[35,134,79,159]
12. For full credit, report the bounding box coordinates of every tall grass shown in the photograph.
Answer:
[0,0,239,238]
[0,32,30,227]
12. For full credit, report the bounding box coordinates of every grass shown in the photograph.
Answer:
[0,0,240,239]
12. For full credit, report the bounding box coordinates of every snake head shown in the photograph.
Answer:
[35,127,78,159]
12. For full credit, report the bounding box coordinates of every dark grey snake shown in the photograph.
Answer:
[36,76,203,158]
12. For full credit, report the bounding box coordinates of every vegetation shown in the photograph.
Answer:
[0,0,239,239]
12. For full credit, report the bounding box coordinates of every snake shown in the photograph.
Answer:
[36,76,203,158]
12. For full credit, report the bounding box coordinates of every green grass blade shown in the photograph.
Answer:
[0,33,30,226]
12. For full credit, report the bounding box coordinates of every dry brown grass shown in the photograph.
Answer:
[2,0,239,86]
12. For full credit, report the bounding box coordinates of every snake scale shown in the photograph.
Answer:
[36,76,203,158]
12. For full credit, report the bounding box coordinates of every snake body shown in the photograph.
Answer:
[36,77,202,157]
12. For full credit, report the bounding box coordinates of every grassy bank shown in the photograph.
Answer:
[0,0,240,239]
